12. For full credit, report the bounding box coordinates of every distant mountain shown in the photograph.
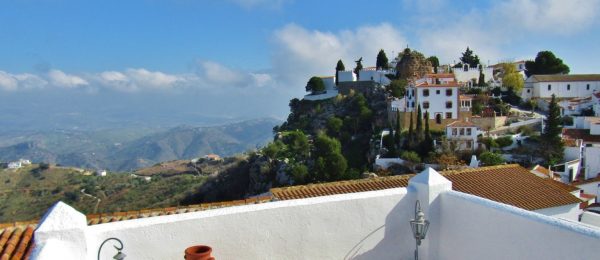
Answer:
[108,118,280,171]
[0,118,280,171]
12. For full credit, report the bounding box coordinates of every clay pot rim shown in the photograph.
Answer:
[185,245,212,255]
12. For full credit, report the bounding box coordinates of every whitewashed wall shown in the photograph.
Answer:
[577,181,600,200]
[533,204,581,221]
[584,146,600,179]
[436,191,600,260]
[84,189,416,260]
[337,71,355,82]
[531,80,600,99]
[454,66,493,84]
[417,86,458,119]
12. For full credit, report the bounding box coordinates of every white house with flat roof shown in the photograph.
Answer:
[521,74,600,101]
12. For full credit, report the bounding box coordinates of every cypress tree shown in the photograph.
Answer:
[420,111,434,159]
[335,59,345,85]
[541,94,564,164]
[404,112,414,150]
[395,112,402,147]
[416,104,424,143]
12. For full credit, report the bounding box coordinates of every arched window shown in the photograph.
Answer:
[436,113,442,124]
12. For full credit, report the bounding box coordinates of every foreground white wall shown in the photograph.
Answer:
[84,188,415,260]
[437,191,600,260]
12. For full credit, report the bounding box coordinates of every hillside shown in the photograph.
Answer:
[0,164,210,222]
[0,118,280,171]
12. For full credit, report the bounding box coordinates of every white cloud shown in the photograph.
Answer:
[494,0,600,35]
[48,69,89,88]
[0,71,47,91]
[414,0,600,66]
[272,23,407,87]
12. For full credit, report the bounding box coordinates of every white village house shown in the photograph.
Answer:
[521,74,600,101]
[445,120,480,151]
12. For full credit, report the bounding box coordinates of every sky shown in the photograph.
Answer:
[1,0,599,130]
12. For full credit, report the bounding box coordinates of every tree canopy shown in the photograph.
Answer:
[376,49,389,70]
[427,56,440,73]
[387,79,407,98]
[501,63,524,93]
[479,152,505,166]
[459,47,480,68]
[354,57,363,80]
[335,59,345,71]
[540,94,564,165]
[306,76,325,94]
[335,60,345,85]
[525,51,570,77]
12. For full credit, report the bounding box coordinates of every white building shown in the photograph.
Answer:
[453,64,493,87]
[7,161,22,169]
[96,170,107,177]
[303,76,339,101]
[414,81,461,121]
[358,67,392,85]
[521,74,600,101]
[23,165,599,260]
[336,70,356,82]
[445,120,480,151]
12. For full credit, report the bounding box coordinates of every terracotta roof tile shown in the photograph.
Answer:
[531,74,600,82]
[271,165,582,211]
[0,225,36,260]
[447,120,477,128]
[271,175,412,200]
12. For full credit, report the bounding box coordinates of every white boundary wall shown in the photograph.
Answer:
[82,188,416,260]
[437,191,600,260]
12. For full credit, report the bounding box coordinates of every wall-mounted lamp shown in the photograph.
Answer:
[97,237,126,260]
[410,200,429,260]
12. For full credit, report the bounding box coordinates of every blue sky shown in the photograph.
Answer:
[1,0,599,129]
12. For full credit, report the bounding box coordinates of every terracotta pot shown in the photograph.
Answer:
[185,245,215,260]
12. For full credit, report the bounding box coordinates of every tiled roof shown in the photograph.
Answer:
[442,165,582,210]
[272,165,582,211]
[531,165,551,177]
[459,95,473,100]
[425,73,454,78]
[0,224,36,260]
[416,82,461,88]
[270,175,412,200]
[530,74,600,82]
[562,129,600,143]
[446,120,476,128]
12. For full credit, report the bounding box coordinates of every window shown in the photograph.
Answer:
[567,84,571,91]
[435,113,442,124]
[436,90,440,95]
[446,112,452,119]
[423,89,429,96]
[446,89,452,96]
[466,128,472,135]
[548,84,551,91]
[587,84,590,90]
[452,128,457,136]
[446,101,453,109]
[459,128,465,135]
[466,141,472,149]
[423,102,430,109]
[527,89,531,93]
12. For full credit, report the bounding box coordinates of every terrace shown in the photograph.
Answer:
[25,167,600,259]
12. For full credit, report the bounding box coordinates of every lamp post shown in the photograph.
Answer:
[410,200,429,260]
[97,237,126,260]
